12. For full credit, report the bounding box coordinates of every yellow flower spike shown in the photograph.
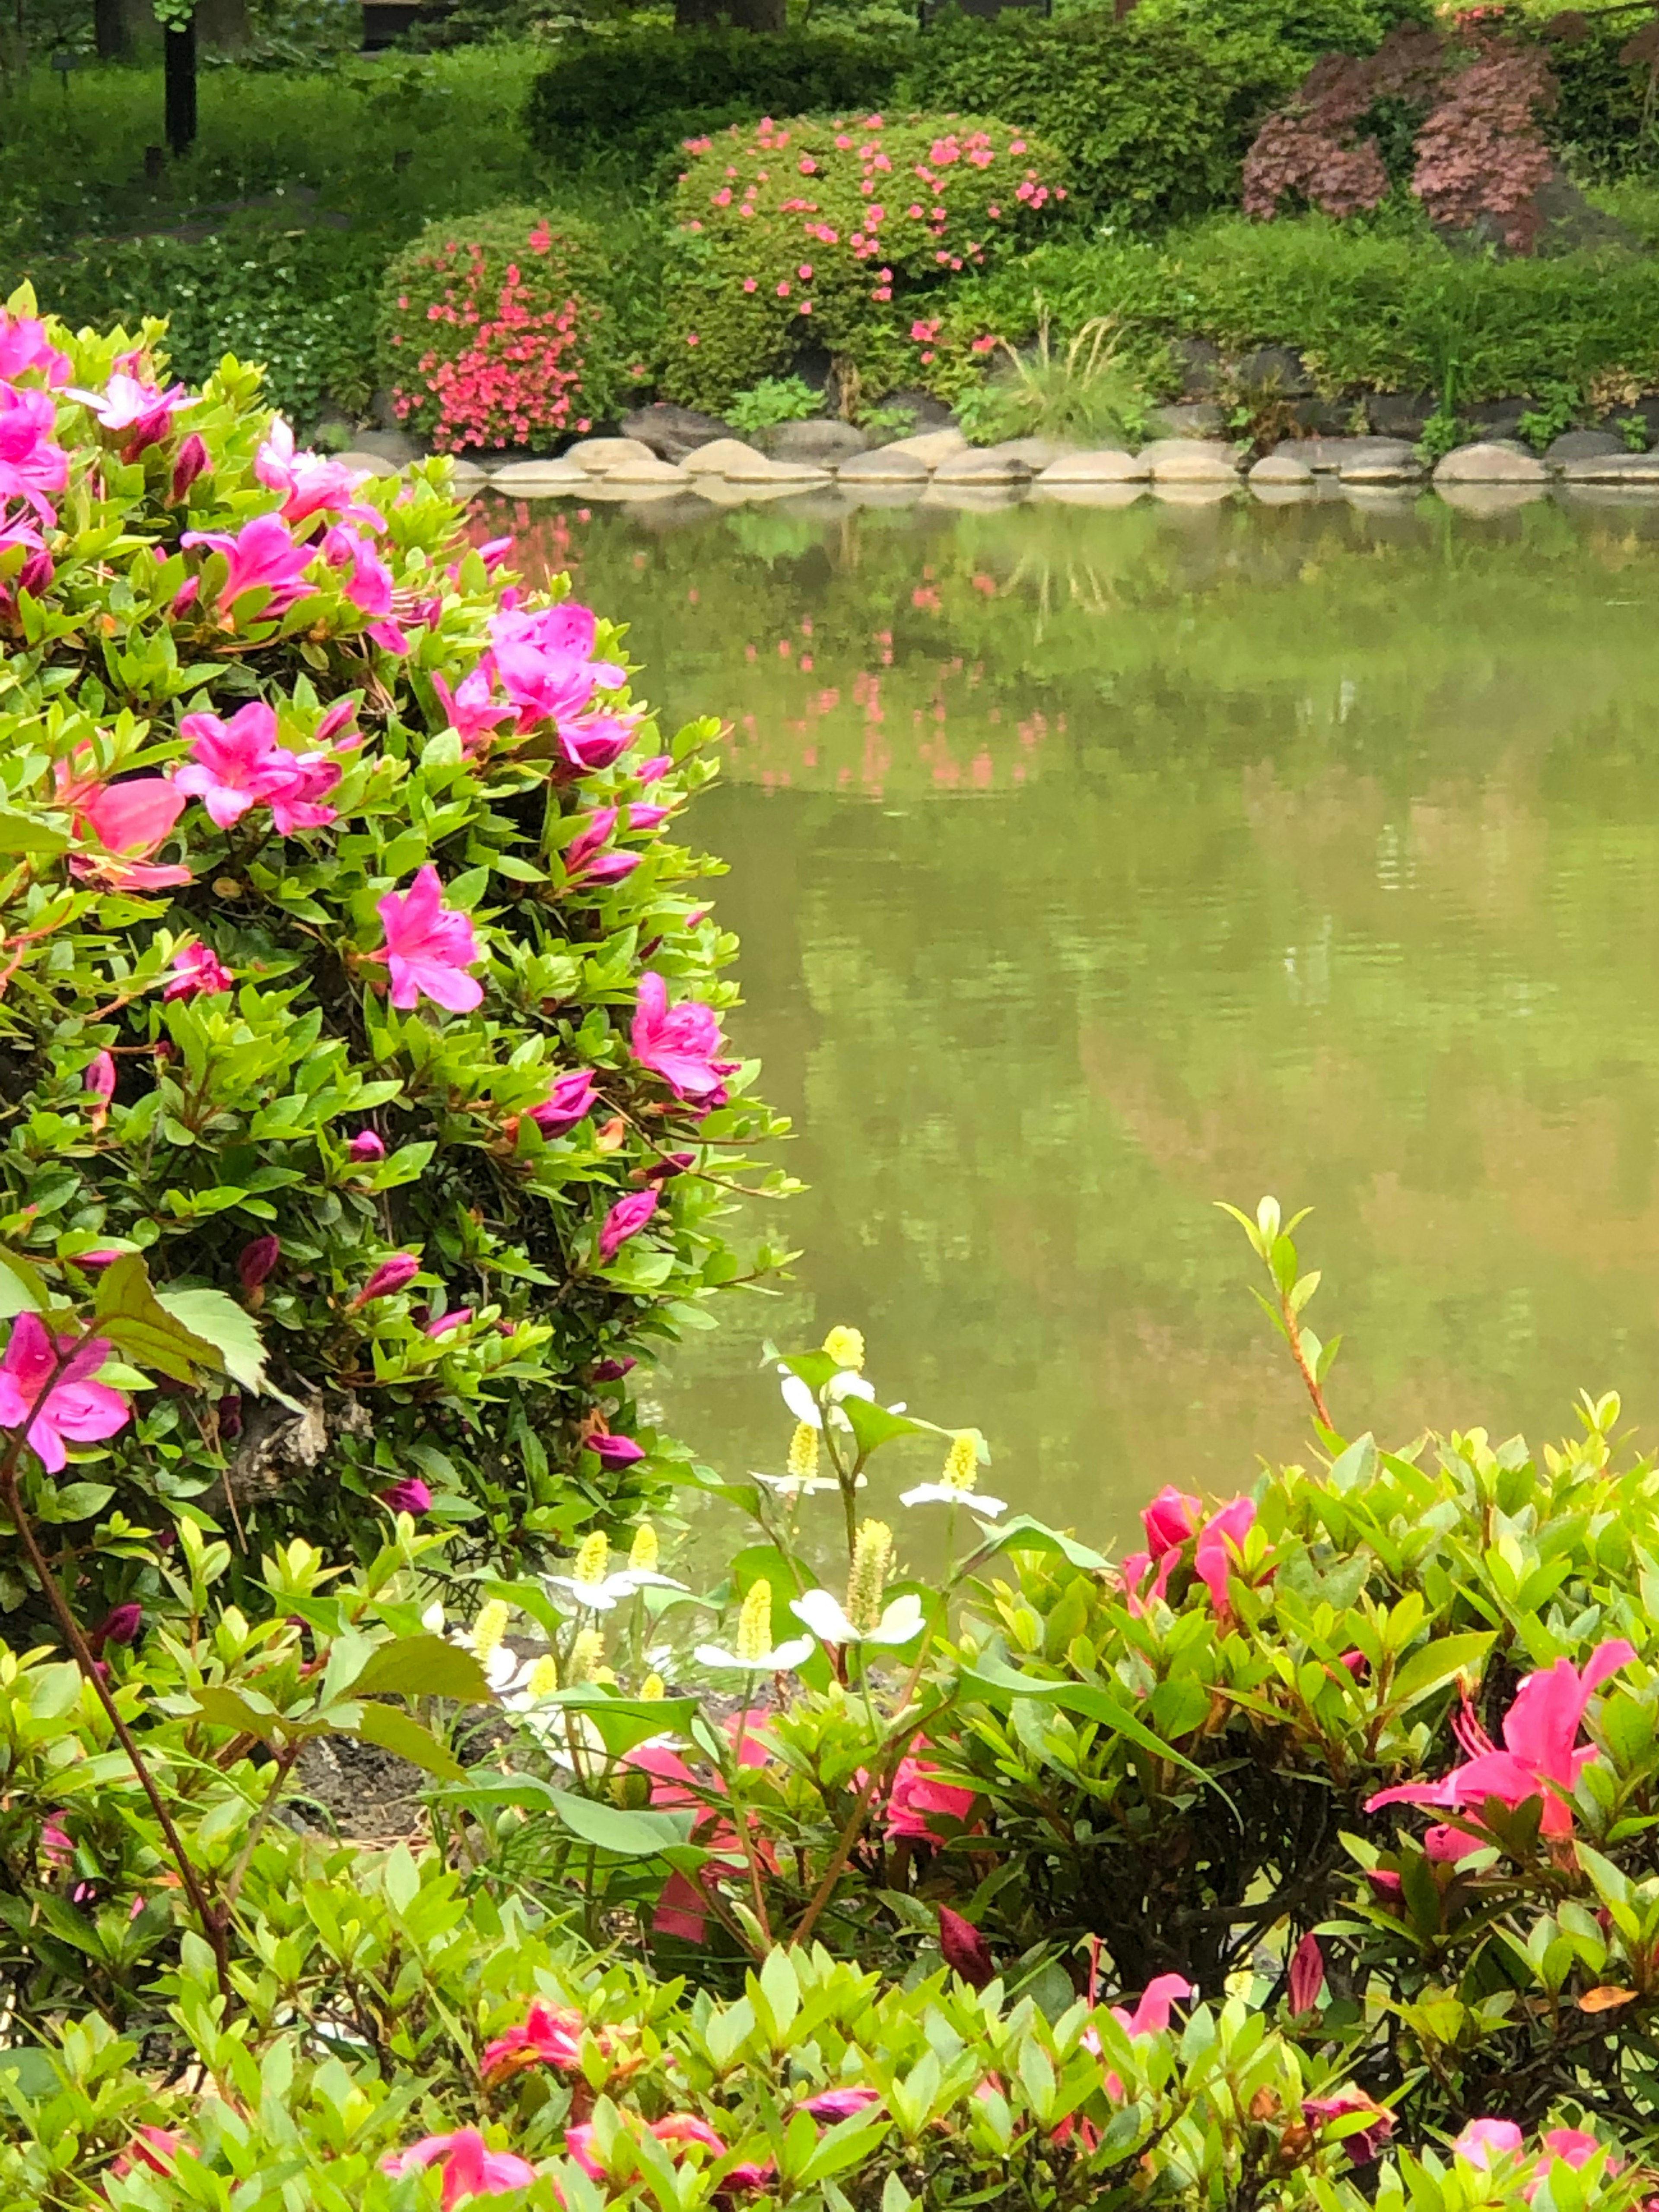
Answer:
[640,1672,666,1700]
[736,1578,775,1665]
[629,1522,660,1575]
[472,1599,510,1658]
[821,1324,865,1371]
[569,1627,606,1682]
[943,1433,979,1494]
[845,1519,893,1634]
[788,1421,820,1481]
[528,1653,560,1697]
[572,1531,609,1587]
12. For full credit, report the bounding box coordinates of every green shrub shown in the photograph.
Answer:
[1138,0,1433,67]
[725,373,823,433]
[660,111,1069,414]
[0,279,785,1607]
[41,219,386,427]
[380,203,642,451]
[521,29,908,170]
[1535,16,1658,178]
[899,15,1284,225]
[939,212,1659,410]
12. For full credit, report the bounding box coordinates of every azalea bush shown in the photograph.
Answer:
[380,206,644,455]
[659,112,1069,416]
[0,280,787,1627]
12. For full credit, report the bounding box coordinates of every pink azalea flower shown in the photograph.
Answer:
[798,2087,881,2123]
[1366,1640,1636,1846]
[164,942,233,1001]
[237,1237,280,1292]
[373,864,484,1012]
[323,523,396,617]
[379,2128,537,2208]
[1453,2119,1525,2168]
[379,1477,432,1515]
[433,666,512,753]
[347,1129,386,1161]
[65,773,191,891]
[0,1312,130,1474]
[559,713,637,775]
[175,702,294,828]
[170,434,209,503]
[183,512,316,617]
[424,1307,473,1338]
[938,1904,994,1988]
[1120,1490,1259,1620]
[84,1049,116,1109]
[1288,1931,1324,2014]
[73,372,192,454]
[352,1252,420,1306]
[1194,1497,1256,1614]
[92,1602,143,1649]
[885,1751,974,1842]
[110,2125,184,2180]
[480,2001,597,2083]
[1086,1973,1195,2099]
[1304,2090,1394,2165]
[631,972,735,1104]
[626,1717,773,1940]
[265,749,340,835]
[599,1188,659,1263]
[1539,2128,1605,2171]
[528,1069,597,1135]
[565,805,641,885]
[0,382,67,518]
[0,312,70,386]
[254,418,373,525]
[0,511,52,609]
[590,1432,644,1467]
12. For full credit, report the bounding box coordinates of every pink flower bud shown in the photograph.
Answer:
[378,1477,432,1515]
[590,1432,644,1466]
[315,698,359,747]
[237,1236,280,1293]
[353,1252,420,1306]
[938,1905,994,1989]
[171,574,199,613]
[92,1602,143,1650]
[85,1050,116,1105]
[593,1357,635,1381]
[424,1306,472,1338]
[347,1129,386,1161]
[170,433,209,504]
[1288,1930,1325,2015]
[598,1189,658,1263]
[635,755,674,785]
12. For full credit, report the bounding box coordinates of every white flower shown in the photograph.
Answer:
[790,1588,926,1648]
[750,1467,859,1499]
[545,1567,688,1613]
[900,1483,1007,1516]
[779,1365,880,1431]
[694,1633,814,1672]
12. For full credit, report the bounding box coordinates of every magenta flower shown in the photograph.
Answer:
[1304,2091,1394,2165]
[1454,2120,1525,2169]
[432,666,512,754]
[560,713,637,775]
[164,942,234,1001]
[1194,1496,1256,1615]
[797,2087,881,2123]
[378,1477,432,1515]
[170,433,209,504]
[1288,1931,1324,2014]
[347,1129,386,1161]
[594,1356,635,1381]
[626,801,671,833]
[323,524,395,617]
[1367,1640,1635,1848]
[378,2129,535,2206]
[73,372,192,454]
[65,773,191,892]
[631,972,734,1104]
[528,1069,597,1135]
[254,419,373,525]
[1144,1485,1199,1556]
[237,1236,281,1294]
[182,512,315,616]
[373,865,484,1013]
[0,312,69,386]
[0,1313,130,1474]
[636,754,674,784]
[175,702,295,828]
[938,1904,994,1989]
[0,512,52,610]
[591,1432,645,1466]
[0,383,67,519]
[599,1188,659,1263]
[424,1307,473,1338]
[565,805,641,885]
[353,1252,420,1306]
[265,750,340,835]
[91,1602,143,1651]
[885,1751,974,1843]
[84,1050,116,1109]
[1120,1490,1258,1620]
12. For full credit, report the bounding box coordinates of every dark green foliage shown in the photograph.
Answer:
[42,219,386,425]
[522,30,908,171]
[898,15,1289,226]
[1536,17,1659,179]
[947,213,1659,410]
[1141,0,1435,69]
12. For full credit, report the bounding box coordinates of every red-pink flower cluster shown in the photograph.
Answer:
[1119,1484,1261,1622]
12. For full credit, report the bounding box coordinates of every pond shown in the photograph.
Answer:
[487,485,1659,1544]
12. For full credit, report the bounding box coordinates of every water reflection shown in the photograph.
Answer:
[487,489,1659,1543]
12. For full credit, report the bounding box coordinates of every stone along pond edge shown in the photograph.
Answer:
[336,427,1659,518]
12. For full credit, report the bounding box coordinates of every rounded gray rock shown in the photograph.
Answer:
[765,420,868,465]
[1433,442,1548,484]
[838,448,930,483]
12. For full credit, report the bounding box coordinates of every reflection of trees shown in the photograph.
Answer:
[492,491,1659,1536]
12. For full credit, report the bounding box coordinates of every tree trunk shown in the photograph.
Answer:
[93,0,127,59]
[164,15,197,156]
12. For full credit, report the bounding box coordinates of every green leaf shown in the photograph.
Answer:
[840,1394,929,1457]
[156,1287,268,1392]
[0,1255,46,1317]
[92,1255,224,1383]
[964,1515,1109,1573]
[187,1684,284,1741]
[0,809,68,857]
[1392,1632,1494,1710]
[350,1701,465,1780]
[349,1633,491,1704]
[544,1789,696,1859]
[961,1649,1229,1804]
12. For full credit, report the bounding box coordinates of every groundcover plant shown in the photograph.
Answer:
[4,294,1659,2212]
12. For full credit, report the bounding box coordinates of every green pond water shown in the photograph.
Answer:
[490,485,1659,1546]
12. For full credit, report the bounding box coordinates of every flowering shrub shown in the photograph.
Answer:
[660,111,1069,414]
[380,205,640,454]
[0,278,785,1611]
[1243,23,1560,248]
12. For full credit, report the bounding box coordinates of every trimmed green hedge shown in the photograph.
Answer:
[522,30,908,170]
[944,212,1659,406]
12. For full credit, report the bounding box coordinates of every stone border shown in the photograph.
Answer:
[338,428,1659,512]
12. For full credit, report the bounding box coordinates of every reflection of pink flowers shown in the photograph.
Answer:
[0,1312,131,1474]
[632,972,734,1104]
[1367,1640,1635,1850]
[379,2128,536,2208]
[373,865,484,1012]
